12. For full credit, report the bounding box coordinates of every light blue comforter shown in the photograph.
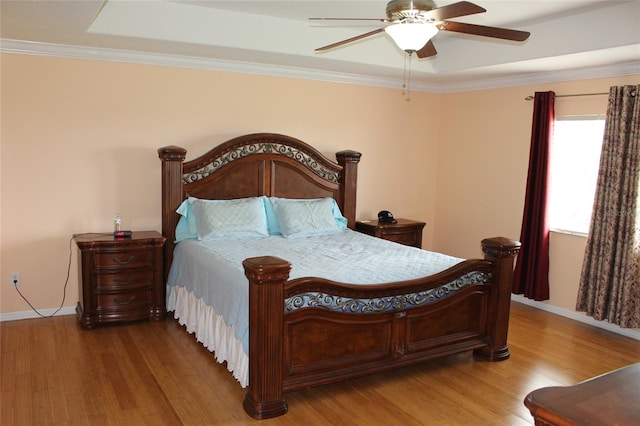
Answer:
[167,229,462,353]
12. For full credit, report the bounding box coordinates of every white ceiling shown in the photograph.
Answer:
[1,0,639,92]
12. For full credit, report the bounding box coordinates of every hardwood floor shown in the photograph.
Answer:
[2,302,639,425]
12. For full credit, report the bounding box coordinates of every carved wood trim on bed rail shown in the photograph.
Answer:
[283,259,493,298]
[283,269,492,314]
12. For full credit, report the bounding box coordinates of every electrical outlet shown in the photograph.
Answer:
[11,272,21,286]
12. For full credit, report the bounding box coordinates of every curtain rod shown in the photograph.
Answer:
[524,92,608,101]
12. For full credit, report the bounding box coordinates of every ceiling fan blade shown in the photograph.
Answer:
[309,18,388,22]
[315,28,386,52]
[421,1,486,21]
[438,21,530,41]
[416,40,437,58]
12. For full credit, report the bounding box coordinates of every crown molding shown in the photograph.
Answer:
[0,38,414,90]
[1,39,638,94]
[434,61,640,94]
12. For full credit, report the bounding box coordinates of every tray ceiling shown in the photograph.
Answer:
[1,1,639,92]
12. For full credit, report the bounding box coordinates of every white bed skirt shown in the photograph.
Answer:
[166,285,249,387]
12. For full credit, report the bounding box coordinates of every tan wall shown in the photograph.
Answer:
[1,52,638,319]
[0,53,441,314]
[435,75,640,313]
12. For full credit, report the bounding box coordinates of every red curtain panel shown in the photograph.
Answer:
[512,91,554,301]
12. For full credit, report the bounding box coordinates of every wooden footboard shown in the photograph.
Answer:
[242,237,521,419]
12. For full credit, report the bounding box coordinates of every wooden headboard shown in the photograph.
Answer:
[158,133,362,281]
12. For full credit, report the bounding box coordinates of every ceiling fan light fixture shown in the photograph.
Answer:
[384,22,438,52]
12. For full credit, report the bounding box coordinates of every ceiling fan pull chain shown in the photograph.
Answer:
[402,53,408,97]
[405,52,413,101]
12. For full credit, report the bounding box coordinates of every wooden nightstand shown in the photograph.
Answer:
[355,218,426,248]
[75,231,166,329]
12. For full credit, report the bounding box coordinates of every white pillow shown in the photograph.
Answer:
[189,197,268,240]
[271,197,343,238]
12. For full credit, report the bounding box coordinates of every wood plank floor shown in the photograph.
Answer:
[2,302,639,425]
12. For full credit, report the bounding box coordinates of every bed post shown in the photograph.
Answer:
[242,256,293,420]
[158,146,187,284]
[336,150,361,230]
[474,237,521,361]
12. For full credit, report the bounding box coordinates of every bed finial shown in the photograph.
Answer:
[158,145,187,283]
[336,150,362,229]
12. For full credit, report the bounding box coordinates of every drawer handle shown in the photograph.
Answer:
[113,255,135,265]
[113,296,136,305]
[113,277,134,285]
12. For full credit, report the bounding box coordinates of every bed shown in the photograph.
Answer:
[158,133,521,419]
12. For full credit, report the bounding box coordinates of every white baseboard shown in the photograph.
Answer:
[0,306,76,322]
[511,294,640,341]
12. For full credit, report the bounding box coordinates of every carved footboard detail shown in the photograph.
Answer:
[242,237,520,420]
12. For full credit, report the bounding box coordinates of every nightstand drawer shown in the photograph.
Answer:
[94,249,153,269]
[355,218,426,249]
[95,269,153,291]
[383,231,419,247]
[96,290,152,311]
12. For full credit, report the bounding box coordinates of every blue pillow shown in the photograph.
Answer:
[261,196,281,236]
[175,196,347,241]
[175,199,196,242]
[190,197,269,240]
[270,197,346,238]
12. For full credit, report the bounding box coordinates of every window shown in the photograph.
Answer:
[548,116,605,235]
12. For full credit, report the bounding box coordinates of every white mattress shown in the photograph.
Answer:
[166,229,462,387]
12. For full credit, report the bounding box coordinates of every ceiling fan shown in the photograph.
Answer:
[311,0,530,58]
